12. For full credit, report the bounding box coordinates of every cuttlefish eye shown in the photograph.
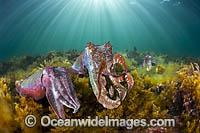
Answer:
[43,67,56,79]
[86,42,95,49]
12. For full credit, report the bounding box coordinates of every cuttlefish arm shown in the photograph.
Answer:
[109,73,134,101]
[113,53,134,90]
[96,75,122,109]
[42,67,80,119]
[113,53,129,72]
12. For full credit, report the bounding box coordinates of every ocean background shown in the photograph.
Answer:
[0,0,200,61]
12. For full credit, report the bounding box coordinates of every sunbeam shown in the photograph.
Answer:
[0,0,200,60]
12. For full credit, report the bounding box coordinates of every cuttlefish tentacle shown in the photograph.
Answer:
[42,67,80,119]
[44,80,66,119]
[55,67,80,112]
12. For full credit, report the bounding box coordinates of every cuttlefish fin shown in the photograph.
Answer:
[97,61,107,100]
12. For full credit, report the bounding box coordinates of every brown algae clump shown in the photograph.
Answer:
[0,78,18,132]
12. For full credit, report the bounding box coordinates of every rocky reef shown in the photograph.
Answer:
[0,48,200,132]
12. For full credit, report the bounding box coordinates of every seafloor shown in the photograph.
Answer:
[0,47,200,132]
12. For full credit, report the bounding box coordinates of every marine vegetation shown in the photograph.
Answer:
[0,44,200,132]
[15,42,134,119]
[0,78,18,132]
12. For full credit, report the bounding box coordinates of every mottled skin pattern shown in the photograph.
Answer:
[16,41,134,118]
[69,42,134,109]
[16,66,80,119]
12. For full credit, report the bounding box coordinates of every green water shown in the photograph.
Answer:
[0,0,200,61]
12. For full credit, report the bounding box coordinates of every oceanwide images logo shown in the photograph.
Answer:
[25,115,175,129]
